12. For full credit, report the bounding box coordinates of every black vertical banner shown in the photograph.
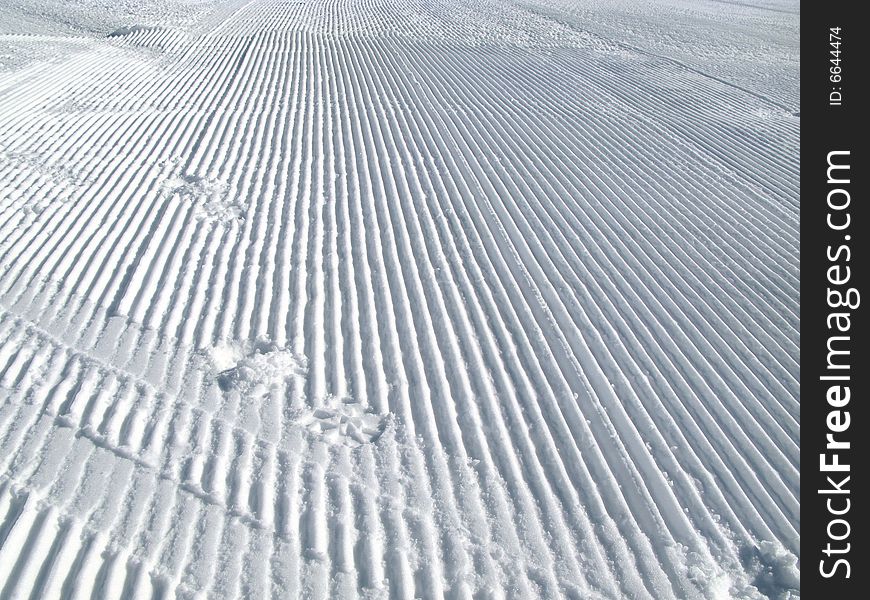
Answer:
[803,1,866,597]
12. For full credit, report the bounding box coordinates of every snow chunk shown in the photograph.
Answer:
[744,542,800,599]
[163,172,241,224]
[202,338,307,397]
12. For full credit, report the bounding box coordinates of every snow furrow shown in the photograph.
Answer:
[0,0,800,598]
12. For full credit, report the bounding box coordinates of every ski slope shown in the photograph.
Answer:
[0,0,799,598]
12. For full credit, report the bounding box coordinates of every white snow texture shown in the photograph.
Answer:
[0,0,798,598]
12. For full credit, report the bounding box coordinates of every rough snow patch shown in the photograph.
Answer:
[163,172,241,223]
[296,397,388,448]
[203,338,306,396]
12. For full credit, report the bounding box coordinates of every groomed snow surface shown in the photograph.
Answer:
[0,0,799,598]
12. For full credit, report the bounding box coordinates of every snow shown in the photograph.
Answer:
[0,0,799,598]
